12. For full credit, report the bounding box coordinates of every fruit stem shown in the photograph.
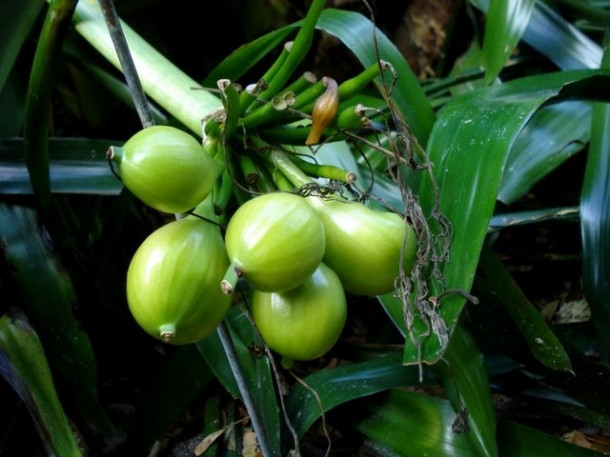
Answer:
[159,323,176,343]
[105,145,123,163]
[268,149,315,188]
[221,264,242,296]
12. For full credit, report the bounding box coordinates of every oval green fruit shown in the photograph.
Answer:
[112,125,219,213]
[251,263,347,362]
[127,217,231,345]
[307,197,417,296]
[222,192,326,294]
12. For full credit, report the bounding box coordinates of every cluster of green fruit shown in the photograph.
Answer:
[110,125,417,364]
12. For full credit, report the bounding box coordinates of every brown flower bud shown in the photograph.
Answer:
[306,76,339,145]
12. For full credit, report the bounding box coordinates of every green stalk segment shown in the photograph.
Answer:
[72,0,221,137]
[288,154,356,183]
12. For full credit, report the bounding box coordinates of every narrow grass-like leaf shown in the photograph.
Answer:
[316,8,435,146]
[482,0,536,83]
[1,138,122,195]
[286,351,436,438]
[197,306,282,456]
[0,310,83,457]
[435,323,498,457]
[489,207,579,230]
[405,70,609,365]
[477,242,573,372]
[499,101,591,205]
[580,32,610,361]
[0,204,117,445]
[356,389,605,457]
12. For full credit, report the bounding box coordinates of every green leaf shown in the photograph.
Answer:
[0,204,117,445]
[0,138,122,195]
[356,389,606,457]
[580,31,610,361]
[482,0,536,83]
[316,8,435,147]
[0,0,45,92]
[286,351,435,438]
[476,242,573,372]
[406,70,609,365]
[435,323,498,457]
[0,309,83,457]
[499,101,591,204]
[197,306,282,456]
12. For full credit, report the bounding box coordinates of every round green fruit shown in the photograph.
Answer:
[110,125,219,213]
[307,197,417,296]
[251,262,347,362]
[222,192,326,294]
[127,217,231,345]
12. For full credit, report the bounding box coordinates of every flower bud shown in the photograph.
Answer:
[306,76,339,145]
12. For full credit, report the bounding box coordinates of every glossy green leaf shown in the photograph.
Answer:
[0,204,117,444]
[499,101,591,205]
[286,351,436,438]
[316,8,435,146]
[473,0,602,69]
[356,389,605,457]
[580,32,610,361]
[477,243,573,371]
[0,138,122,195]
[435,323,498,457]
[0,310,83,457]
[197,306,282,456]
[404,70,609,365]
[482,0,536,83]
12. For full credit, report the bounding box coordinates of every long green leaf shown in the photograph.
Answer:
[482,0,536,83]
[356,389,605,457]
[580,31,610,361]
[1,138,122,195]
[435,323,498,457]
[286,351,435,438]
[0,204,117,446]
[499,101,591,204]
[477,242,573,372]
[0,310,83,457]
[404,70,609,365]
[316,8,435,147]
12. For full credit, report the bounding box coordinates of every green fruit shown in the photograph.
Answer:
[307,197,417,296]
[127,217,231,345]
[251,263,347,362]
[222,192,326,294]
[110,125,219,213]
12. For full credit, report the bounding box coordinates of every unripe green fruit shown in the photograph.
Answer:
[222,192,326,294]
[307,197,417,296]
[127,217,231,345]
[251,263,347,362]
[110,125,219,213]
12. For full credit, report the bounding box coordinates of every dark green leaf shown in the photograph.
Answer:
[407,70,609,365]
[0,138,122,195]
[0,309,83,457]
[477,243,573,372]
[499,101,591,205]
[435,323,498,457]
[286,351,436,438]
[580,31,610,361]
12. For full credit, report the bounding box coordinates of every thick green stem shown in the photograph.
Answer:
[289,154,357,183]
[269,149,315,188]
[72,0,221,136]
[24,0,78,216]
